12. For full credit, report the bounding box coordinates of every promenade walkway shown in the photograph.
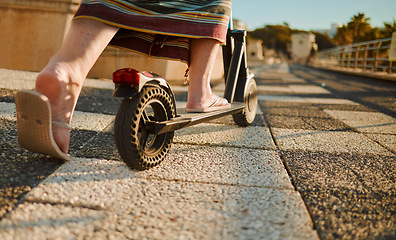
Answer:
[0,63,395,239]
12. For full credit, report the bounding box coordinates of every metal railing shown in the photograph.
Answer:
[314,37,395,74]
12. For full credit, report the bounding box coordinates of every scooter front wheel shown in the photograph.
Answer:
[114,86,175,170]
[232,77,258,126]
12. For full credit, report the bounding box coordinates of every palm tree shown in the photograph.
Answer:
[382,20,396,38]
[333,25,353,45]
[347,13,372,43]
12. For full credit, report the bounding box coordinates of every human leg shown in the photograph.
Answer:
[33,18,118,153]
[186,38,229,111]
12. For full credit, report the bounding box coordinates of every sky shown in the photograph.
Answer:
[232,0,396,31]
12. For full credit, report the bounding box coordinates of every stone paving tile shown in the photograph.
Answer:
[76,87,122,115]
[73,131,120,160]
[283,150,396,240]
[257,85,331,94]
[256,72,295,80]
[0,102,15,120]
[0,89,18,103]
[0,69,37,90]
[258,95,359,105]
[314,103,376,112]
[26,145,292,193]
[289,85,331,94]
[281,77,307,83]
[0,157,317,240]
[265,115,315,130]
[324,110,396,153]
[260,100,373,112]
[264,114,353,131]
[366,133,396,153]
[174,123,276,150]
[0,102,115,132]
[257,85,294,93]
[325,110,396,134]
[0,101,114,221]
[140,144,291,188]
[1,184,318,240]
[71,111,114,132]
[202,113,266,126]
[0,118,63,219]
[83,79,114,90]
[0,68,113,91]
[260,105,327,118]
[272,128,392,155]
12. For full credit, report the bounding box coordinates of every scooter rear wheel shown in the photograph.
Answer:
[114,86,175,170]
[232,77,258,126]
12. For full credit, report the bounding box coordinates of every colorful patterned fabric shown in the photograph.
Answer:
[74,0,232,65]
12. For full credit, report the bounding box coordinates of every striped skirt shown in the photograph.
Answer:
[74,0,232,65]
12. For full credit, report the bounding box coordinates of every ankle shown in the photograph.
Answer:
[35,73,62,102]
[35,63,79,124]
[35,63,72,101]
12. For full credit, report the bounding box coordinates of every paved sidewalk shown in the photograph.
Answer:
[0,67,319,239]
[255,63,395,239]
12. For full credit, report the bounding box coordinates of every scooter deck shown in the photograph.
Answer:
[152,102,245,134]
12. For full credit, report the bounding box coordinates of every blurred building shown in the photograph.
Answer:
[330,23,342,38]
[232,19,265,62]
[291,32,317,64]
[246,39,264,61]
[232,19,248,30]
[390,32,396,61]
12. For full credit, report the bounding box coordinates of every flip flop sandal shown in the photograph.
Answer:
[186,97,231,113]
[15,90,70,161]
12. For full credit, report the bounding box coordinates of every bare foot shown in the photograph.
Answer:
[35,63,82,153]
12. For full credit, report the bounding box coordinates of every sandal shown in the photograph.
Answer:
[15,90,70,161]
[186,96,231,113]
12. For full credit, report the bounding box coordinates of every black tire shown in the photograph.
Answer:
[232,77,258,127]
[114,86,175,170]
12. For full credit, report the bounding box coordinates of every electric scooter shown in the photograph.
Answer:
[111,29,257,170]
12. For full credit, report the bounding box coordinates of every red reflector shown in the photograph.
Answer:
[113,68,140,85]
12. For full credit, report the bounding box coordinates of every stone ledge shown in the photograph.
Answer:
[0,0,80,13]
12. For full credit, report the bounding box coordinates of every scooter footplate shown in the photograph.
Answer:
[154,102,245,134]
